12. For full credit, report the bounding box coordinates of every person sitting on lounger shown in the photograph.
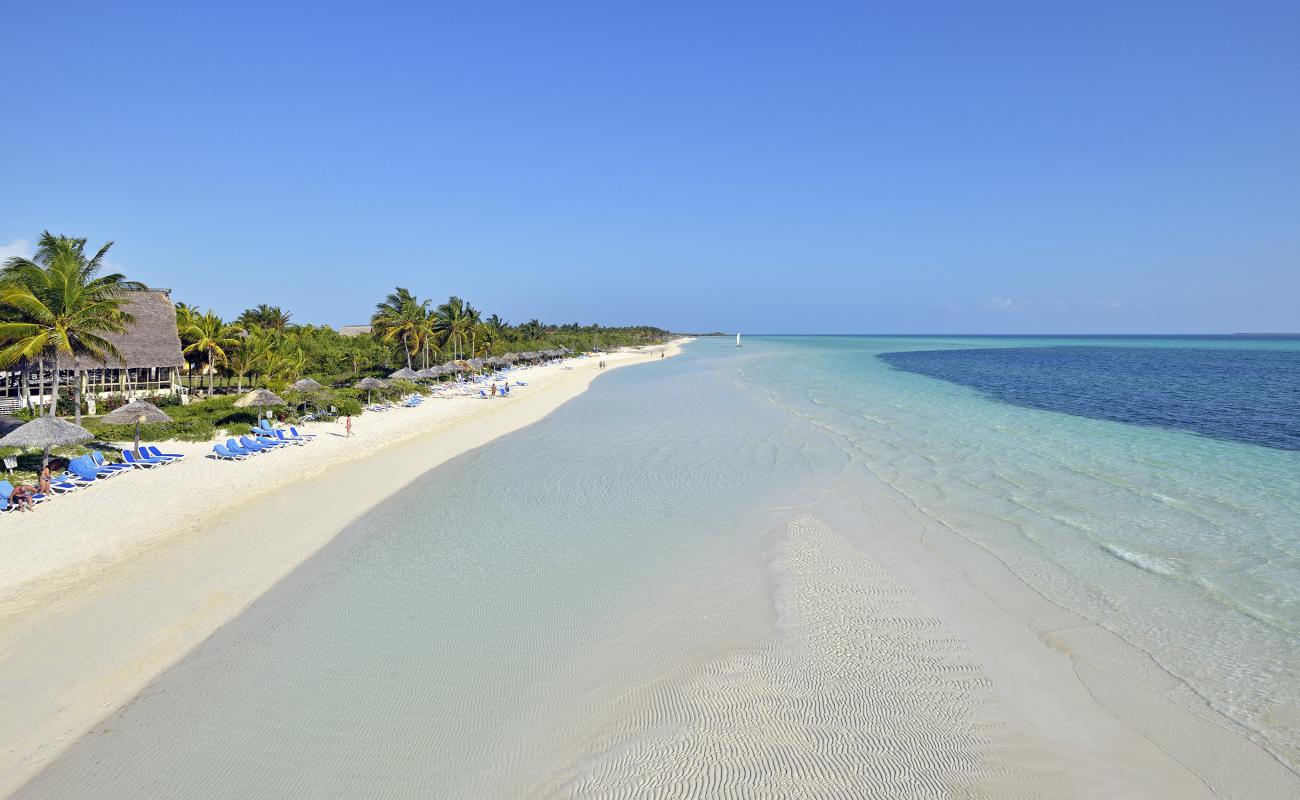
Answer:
[10,484,35,512]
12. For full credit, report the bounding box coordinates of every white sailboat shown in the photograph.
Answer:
[736,332,742,348]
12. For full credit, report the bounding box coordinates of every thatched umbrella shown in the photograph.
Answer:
[502,353,519,363]
[485,356,507,368]
[355,377,386,404]
[101,400,173,458]
[389,367,419,380]
[287,378,324,416]
[0,416,94,468]
[234,388,287,422]
[414,368,439,380]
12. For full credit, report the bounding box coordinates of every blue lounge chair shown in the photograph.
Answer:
[49,476,82,493]
[236,436,267,453]
[144,445,186,462]
[239,436,280,453]
[289,426,316,440]
[226,438,258,456]
[75,455,121,479]
[121,449,166,468]
[251,434,287,449]
[274,429,306,445]
[55,469,94,487]
[92,451,135,475]
[212,443,249,461]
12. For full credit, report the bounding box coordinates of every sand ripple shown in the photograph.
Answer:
[551,516,1066,798]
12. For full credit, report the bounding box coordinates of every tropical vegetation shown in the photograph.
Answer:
[0,232,670,466]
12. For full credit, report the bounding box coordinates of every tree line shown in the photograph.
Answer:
[1,232,671,411]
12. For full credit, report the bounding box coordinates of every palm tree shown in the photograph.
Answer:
[518,318,545,342]
[175,303,200,393]
[182,311,242,396]
[464,302,482,357]
[434,296,472,360]
[0,232,145,423]
[371,288,428,369]
[228,325,273,390]
[415,306,440,369]
[237,304,293,332]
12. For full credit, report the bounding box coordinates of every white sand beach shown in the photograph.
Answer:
[0,342,688,797]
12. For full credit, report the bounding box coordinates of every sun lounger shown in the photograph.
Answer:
[226,438,258,456]
[75,455,123,479]
[242,435,285,452]
[289,426,316,440]
[238,436,273,453]
[144,446,186,462]
[121,449,166,468]
[212,444,249,460]
[273,429,307,445]
[92,451,136,475]
[64,461,101,483]
[49,476,82,493]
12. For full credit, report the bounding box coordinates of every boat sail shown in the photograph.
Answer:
[736,333,742,348]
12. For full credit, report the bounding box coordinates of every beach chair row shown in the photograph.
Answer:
[211,421,316,461]
[367,394,425,412]
[2,447,186,512]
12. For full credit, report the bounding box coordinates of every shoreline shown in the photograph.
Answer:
[0,339,690,797]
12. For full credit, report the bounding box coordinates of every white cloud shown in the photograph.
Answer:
[984,296,1020,311]
[0,238,31,263]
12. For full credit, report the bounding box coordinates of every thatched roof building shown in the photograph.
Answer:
[82,289,185,369]
[338,325,373,337]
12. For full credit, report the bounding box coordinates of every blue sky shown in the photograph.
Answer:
[2,1,1297,333]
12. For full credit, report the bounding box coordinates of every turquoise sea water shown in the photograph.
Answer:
[18,336,1300,797]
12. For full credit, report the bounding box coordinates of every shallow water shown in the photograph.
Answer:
[18,336,1300,797]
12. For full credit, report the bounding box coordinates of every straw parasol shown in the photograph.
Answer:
[289,378,323,393]
[0,416,95,468]
[389,367,419,380]
[502,353,519,363]
[101,400,173,458]
[355,377,385,404]
[234,388,287,421]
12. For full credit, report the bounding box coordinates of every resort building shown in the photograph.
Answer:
[0,288,185,413]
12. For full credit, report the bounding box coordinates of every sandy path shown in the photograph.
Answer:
[0,341,688,797]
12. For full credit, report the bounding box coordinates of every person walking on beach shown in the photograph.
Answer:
[344,415,353,438]
[489,382,497,397]
[37,466,52,495]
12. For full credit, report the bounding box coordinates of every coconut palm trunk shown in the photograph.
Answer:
[74,356,83,426]
[48,354,60,417]
[208,347,216,396]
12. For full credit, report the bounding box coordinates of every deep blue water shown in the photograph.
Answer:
[879,346,1300,450]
